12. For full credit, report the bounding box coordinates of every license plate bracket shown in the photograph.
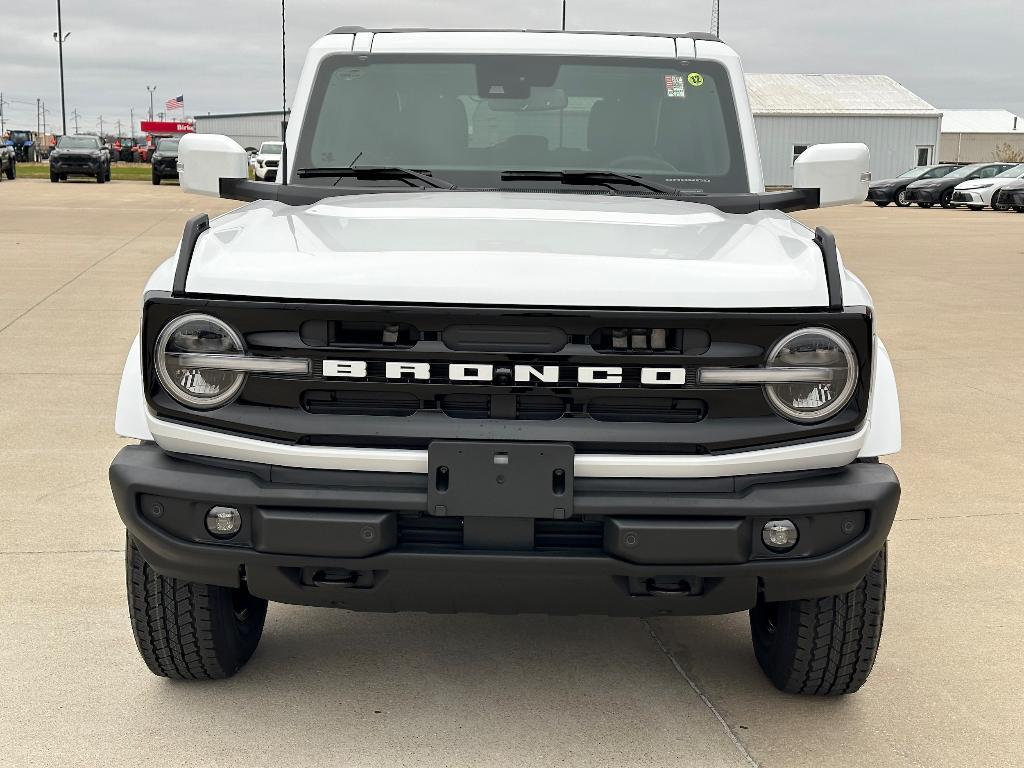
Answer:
[427,441,574,519]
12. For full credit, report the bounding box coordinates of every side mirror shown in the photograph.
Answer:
[794,143,871,207]
[178,133,248,197]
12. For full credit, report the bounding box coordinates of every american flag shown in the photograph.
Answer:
[165,95,184,110]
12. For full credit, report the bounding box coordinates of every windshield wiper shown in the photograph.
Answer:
[297,166,456,189]
[500,170,682,196]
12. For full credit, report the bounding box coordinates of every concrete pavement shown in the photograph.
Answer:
[1,179,1022,767]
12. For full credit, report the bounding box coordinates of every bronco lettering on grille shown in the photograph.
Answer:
[322,361,687,386]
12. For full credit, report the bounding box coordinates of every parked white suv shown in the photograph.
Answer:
[252,140,283,181]
[952,163,1024,210]
[113,27,901,695]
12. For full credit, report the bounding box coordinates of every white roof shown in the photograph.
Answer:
[747,74,939,117]
[940,109,1024,134]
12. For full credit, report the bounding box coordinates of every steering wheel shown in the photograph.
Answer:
[607,155,677,172]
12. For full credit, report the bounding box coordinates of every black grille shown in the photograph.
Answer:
[144,298,874,454]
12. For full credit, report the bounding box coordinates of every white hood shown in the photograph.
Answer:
[180,192,832,309]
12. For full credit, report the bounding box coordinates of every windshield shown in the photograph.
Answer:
[995,164,1024,178]
[57,136,100,150]
[297,55,747,193]
[897,167,927,178]
[157,139,180,152]
[945,164,984,179]
[261,142,283,155]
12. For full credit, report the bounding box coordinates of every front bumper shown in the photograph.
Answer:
[868,187,895,202]
[951,190,985,205]
[110,444,900,617]
[153,159,179,178]
[50,159,101,175]
[998,189,1024,207]
[904,187,939,204]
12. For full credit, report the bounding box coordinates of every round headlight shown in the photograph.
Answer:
[765,328,858,423]
[155,314,246,409]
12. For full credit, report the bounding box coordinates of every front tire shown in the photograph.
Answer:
[125,534,267,680]
[50,171,59,183]
[5,159,14,180]
[152,171,161,185]
[940,190,955,209]
[894,188,911,207]
[750,544,886,696]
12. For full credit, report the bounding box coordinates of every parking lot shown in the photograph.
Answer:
[1,179,1022,767]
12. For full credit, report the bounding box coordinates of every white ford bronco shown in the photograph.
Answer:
[111,27,901,694]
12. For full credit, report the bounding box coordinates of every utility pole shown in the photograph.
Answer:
[130,107,134,136]
[0,92,8,134]
[98,115,104,137]
[70,109,80,133]
[711,0,720,37]
[54,0,70,135]
[41,102,49,136]
[146,86,156,121]
[116,118,122,137]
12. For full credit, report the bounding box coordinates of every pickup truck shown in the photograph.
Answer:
[111,27,901,696]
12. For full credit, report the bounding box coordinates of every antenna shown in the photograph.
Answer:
[562,0,567,31]
[711,0,720,36]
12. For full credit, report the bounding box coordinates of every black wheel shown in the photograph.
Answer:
[992,194,1010,212]
[918,202,934,209]
[940,189,955,209]
[750,545,886,696]
[50,171,59,183]
[873,201,889,208]
[894,188,911,207]
[106,165,112,182]
[4,159,14,180]
[96,169,105,184]
[1014,206,1024,213]
[125,534,267,680]
[152,171,161,185]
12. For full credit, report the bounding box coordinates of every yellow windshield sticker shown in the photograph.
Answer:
[687,73,705,87]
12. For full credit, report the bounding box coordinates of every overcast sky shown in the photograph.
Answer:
[2,0,1021,134]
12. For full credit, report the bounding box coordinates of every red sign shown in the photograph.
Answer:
[140,121,195,134]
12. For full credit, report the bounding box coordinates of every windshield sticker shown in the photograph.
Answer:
[687,73,705,88]
[665,75,687,98]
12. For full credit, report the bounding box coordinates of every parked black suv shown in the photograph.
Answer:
[49,135,111,183]
[868,164,964,207]
[904,162,1015,208]
[151,138,180,185]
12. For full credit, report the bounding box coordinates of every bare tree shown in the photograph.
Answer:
[993,143,1024,163]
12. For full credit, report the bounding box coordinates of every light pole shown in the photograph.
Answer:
[146,86,157,121]
[54,0,70,135]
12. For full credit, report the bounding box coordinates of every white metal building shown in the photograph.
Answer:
[938,110,1024,163]
[194,111,288,151]
[747,74,942,187]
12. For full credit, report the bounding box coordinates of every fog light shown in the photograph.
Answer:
[206,506,241,538]
[762,520,799,552]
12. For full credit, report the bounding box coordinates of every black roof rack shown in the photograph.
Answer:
[327,26,721,42]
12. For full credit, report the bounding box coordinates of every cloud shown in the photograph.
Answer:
[1,0,1019,134]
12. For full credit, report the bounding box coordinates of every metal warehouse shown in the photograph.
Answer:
[939,109,1024,163]
[194,110,288,151]
[747,74,942,187]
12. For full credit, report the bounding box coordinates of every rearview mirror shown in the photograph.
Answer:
[178,133,249,197]
[794,143,871,207]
